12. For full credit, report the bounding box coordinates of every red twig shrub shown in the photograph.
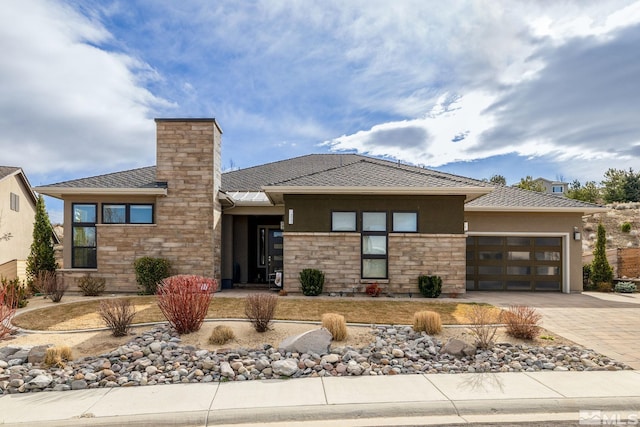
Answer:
[503,305,542,340]
[0,286,17,339]
[245,293,278,332]
[365,283,381,297]
[157,275,217,334]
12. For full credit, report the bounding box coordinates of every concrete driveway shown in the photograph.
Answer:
[464,291,640,369]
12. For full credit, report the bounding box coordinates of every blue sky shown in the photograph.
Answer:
[2,0,640,223]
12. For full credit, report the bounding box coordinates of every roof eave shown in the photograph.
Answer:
[262,186,492,204]
[465,206,608,213]
[33,187,168,200]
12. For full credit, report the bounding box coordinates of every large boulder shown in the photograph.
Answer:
[28,345,53,364]
[278,328,332,355]
[440,338,476,358]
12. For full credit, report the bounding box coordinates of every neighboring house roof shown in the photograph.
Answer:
[466,185,602,212]
[0,166,38,206]
[34,166,167,199]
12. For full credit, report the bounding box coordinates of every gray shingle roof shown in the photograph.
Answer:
[467,185,601,209]
[42,166,163,189]
[0,166,20,180]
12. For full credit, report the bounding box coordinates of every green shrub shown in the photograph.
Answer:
[614,281,637,293]
[77,274,106,296]
[299,268,324,296]
[583,264,593,290]
[418,275,442,298]
[621,222,632,233]
[0,277,29,308]
[134,257,171,295]
[590,223,613,287]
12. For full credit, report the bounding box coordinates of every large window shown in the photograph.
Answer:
[362,212,387,279]
[103,204,154,224]
[72,204,97,268]
[392,212,417,232]
[331,211,356,231]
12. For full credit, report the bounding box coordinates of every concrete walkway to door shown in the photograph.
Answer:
[463,291,640,369]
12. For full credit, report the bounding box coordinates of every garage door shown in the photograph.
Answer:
[466,236,562,291]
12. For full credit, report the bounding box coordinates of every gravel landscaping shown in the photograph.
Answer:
[0,324,631,394]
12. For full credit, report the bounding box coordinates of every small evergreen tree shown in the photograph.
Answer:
[26,195,58,284]
[514,176,545,192]
[590,223,613,286]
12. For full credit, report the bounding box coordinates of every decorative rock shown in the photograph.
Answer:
[28,374,53,389]
[440,338,476,358]
[279,328,332,355]
[27,345,52,364]
[272,359,298,376]
[220,362,235,378]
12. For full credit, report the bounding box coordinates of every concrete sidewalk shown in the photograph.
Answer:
[1,371,639,426]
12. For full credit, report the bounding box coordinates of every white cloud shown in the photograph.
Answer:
[0,0,171,177]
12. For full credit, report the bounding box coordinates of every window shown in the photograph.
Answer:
[392,212,417,232]
[552,185,564,193]
[362,212,387,279]
[72,204,97,268]
[102,204,154,224]
[331,211,356,231]
[9,193,19,212]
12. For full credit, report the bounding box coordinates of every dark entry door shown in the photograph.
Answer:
[267,229,283,276]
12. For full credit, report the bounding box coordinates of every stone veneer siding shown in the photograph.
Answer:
[283,232,466,295]
[60,119,222,293]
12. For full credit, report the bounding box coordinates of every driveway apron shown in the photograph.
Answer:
[464,291,640,369]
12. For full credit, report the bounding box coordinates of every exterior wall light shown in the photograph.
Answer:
[573,226,581,241]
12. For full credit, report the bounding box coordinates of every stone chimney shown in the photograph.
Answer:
[154,118,223,280]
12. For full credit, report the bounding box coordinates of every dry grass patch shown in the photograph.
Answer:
[412,310,442,334]
[14,295,486,331]
[322,313,347,341]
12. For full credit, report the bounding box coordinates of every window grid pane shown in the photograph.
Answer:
[392,212,417,232]
[130,205,153,224]
[103,205,126,224]
[332,212,356,231]
[362,212,386,231]
[362,235,387,255]
[362,259,387,278]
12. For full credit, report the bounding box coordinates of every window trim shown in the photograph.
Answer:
[72,203,97,269]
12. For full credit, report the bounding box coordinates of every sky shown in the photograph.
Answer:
[2,0,640,223]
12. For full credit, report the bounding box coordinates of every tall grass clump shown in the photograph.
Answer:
[412,310,442,334]
[157,275,217,334]
[209,325,235,345]
[321,312,347,341]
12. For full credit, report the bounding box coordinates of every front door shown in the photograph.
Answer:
[257,226,283,282]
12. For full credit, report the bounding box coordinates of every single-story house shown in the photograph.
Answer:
[35,118,604,295]
[0,167,38,282]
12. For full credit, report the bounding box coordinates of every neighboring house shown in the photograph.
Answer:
[0,167,38,282]
[35,119,605,295]
[535,178,569,196]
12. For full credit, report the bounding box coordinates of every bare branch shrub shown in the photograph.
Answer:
[466,304,502,349]
[0,286,16,340]
[322,312,347,341]
[77,274,106,296]
[503,305,542,340]
[36,271,68,303]
[208,325,235,345]
[99,299,136,337]
[157,275,217,334]
[245,293,278,333]
[412,310,442,335]
[43,346,73,368]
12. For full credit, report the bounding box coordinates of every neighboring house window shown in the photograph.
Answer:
[102,204,154,224]
[552,186,564,193]
[362,212,387,279]
[72,203,97,268]
[331,211,356,231]
[9,193,19,212]
[392,212,418,232]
